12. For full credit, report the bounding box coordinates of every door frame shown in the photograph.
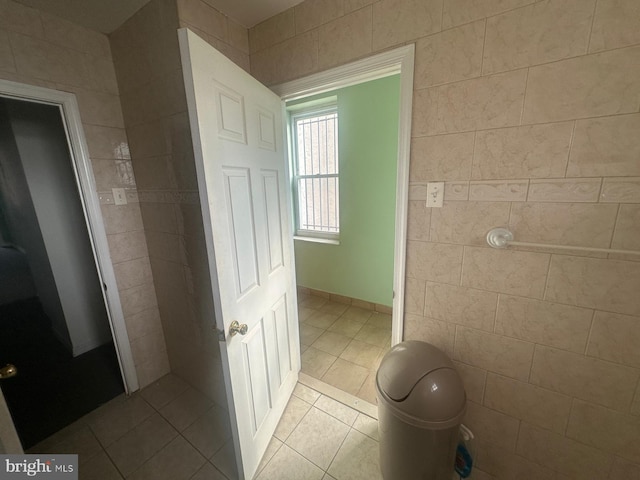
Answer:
[272,45,415,345]
[0,79,138,393]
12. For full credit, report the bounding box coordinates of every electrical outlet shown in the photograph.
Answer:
[112,188,127,205]
[426,182,444,208]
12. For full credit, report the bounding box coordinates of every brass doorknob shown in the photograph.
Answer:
[0,364,17,379]
[229,321,248,337]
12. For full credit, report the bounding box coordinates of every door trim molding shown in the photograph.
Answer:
[273,45,415,346]
[0,79,139,393]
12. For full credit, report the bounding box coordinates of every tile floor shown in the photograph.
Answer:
[297,293,392,403]
[25,293,393,480]
[28,373,237,480]
[27,375,383,480]
[255,382,382,480]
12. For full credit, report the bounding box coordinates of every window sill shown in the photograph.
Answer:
[294,235,340,245]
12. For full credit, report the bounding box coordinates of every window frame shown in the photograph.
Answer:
[289,102,340,242]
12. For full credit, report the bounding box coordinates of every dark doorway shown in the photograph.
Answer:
[0,98,124,449]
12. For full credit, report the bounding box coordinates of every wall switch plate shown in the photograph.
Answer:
[112,188,127,205]
[426,182,444,208]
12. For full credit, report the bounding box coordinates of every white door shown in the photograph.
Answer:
[0,380,22,454]
[178,29,300,479]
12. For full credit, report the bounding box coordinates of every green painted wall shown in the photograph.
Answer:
[292,75,400,306]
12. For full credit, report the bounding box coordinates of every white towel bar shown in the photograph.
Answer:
[486,228,640,256]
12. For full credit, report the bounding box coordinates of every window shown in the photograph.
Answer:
[291,105,339,240]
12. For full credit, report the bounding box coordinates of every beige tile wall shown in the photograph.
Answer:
[250,0,640,478]
[0,0,167,388]
[110,0,250,407]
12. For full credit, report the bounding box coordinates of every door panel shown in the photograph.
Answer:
[223,167,260,296]
[262,170,285,273]
[179,28,299,479]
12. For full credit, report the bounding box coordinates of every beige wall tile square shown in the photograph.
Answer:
[413,69,526,136]
[509,202,618,248]
[484,373,571,433]
[409,184,427,201]
[600,177,640,203]
[410,132,474,181]
[442,0,536,29]
[469,180,528,201]
[250,30,318,86]
[516,422,614,479]
[495,295,592,353]
[372,0,442,51]
[430,201,510,245]
[407,200,430,241]
[590,0,640,53]
[146,231,182,263]
[344,0,375,13]
[249,8,295,54]
[318,7,371,70]
[227,18,249,54]
[567,400,640,463]
[404,277,425,315]
[40,12,109,59]
[0,0,43,37]
[445,182,469,201]
[91,158,135,190]
[131,328,169,373]
[612,205,640,251]
[404,314,456,357]
[472,123,573,180]
[107,230,149,264]
[132,156,175,191]
[406,241,463,285]
[10,31,86,87]
[84,125,130,160]
[101,203,144,235]
[633,385,640,417]
[462,247,549,298]
[454,327,534,381]
[177,0,227,42]
[75,89,125,128]
[483,0,593,74]
[452,361,486,404]
[610,458,640,479]
[114,257,154,291]
[477,442,564,480]
[523,46,640,124]
[0,28,16,73]
[463,401,520,451]
[425,282,498,331]
[587,311,640,369]
[545,256,640,316]
[568,114,640,177]
[140,203,178,234]
[414,20,484,88]
[295,0,344,33]
[125,306,163,342]
[527,178,601,203]
[530,345,639,410]
[121,282,159,319]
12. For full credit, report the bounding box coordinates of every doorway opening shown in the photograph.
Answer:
[0,89,133,450]
[275,45,414,406]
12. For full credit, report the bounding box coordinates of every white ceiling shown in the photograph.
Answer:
[15,0,301,33]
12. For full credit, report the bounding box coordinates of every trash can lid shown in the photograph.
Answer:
[376,341,466,426]
[377,341,455,401]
